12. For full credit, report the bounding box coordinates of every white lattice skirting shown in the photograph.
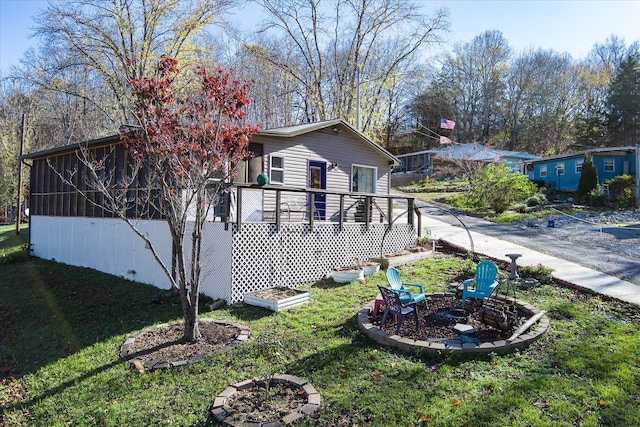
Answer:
[228,223,415,304]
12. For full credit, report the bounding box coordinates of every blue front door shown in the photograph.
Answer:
[308,160,326,220]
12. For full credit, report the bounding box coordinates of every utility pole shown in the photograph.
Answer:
[16,113,25,235]
[355,68,360,132]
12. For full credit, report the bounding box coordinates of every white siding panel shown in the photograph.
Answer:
[48,217,62,261]
[72,219,88,267]
[132,220,173,288]
[58,217,71,263]
[94,219,114,274]
[113,221,135,280]
[29,216,174,290]
[30,216,50,260]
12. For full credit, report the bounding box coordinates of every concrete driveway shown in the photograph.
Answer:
[403,200,640,305]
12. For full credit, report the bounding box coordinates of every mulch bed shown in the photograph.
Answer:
[126,321,240,365]
[372,294,529,342]
[222,383,307,424]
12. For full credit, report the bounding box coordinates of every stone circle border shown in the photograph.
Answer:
[119,318,250,371]
[358,293,549,355]
[210,374,321,426]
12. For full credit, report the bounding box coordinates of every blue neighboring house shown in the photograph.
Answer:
[524,146,638,191]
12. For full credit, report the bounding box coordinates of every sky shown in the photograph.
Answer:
[1,0,639,74]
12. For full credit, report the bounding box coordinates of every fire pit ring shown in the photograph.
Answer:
[358,293,549,355]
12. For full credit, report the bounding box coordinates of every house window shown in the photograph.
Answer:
[576,160,583,173]
[604,158,614,172]
[556,162,565,175]
[540,165,547,177]
[270,155,285,184]
[351,165,377,193]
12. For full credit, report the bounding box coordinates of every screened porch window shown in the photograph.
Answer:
[351,165,377,193]
[235,143,263,184]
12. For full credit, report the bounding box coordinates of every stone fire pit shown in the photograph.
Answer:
[358,293,549,354]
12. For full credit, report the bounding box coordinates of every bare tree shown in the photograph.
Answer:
[589,35,638,77]
[249,0,448,133]
[502,49,579,154]
[239,38,305,128]
[440,30,511,144]
[12,0,236,142]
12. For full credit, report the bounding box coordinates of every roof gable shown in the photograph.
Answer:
[258,118,398,164]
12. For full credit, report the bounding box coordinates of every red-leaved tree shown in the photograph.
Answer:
[116,56,258,341]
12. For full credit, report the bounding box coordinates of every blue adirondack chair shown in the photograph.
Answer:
[385,266,428,308]
[461,261,499,308]
[378,285,419,334]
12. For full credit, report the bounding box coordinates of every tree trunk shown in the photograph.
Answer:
[183,304,201,342]
[181,189,205,343]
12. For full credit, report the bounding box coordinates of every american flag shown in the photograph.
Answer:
[440,118,455,130]
[439,136,451,145]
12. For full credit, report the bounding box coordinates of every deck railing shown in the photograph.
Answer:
[228,183,421,234]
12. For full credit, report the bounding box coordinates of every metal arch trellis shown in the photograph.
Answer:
[380,204,475,259]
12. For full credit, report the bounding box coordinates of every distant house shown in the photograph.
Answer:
[523,146,638,192]
[392,143,538,185]
[23,119,422,304]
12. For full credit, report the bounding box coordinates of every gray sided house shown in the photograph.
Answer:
[23,119,420,304]
[524,146,638,192]
[392,143,538,186]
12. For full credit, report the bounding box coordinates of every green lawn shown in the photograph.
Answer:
[0,224,29,262]
[1,224,639,426]
[394,181,587,224]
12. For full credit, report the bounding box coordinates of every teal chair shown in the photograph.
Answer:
[461,261,499,308]
[385,267,428,308]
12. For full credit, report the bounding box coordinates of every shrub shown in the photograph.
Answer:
[577,154,598,200]
[467,163,537,213]
[514,203,528,213]
[526,192,548,207]
[519,264,554,284]
[417,233,432,246]
[586,185,609,206]
[519,263,554,278]
[605,174,636,207]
